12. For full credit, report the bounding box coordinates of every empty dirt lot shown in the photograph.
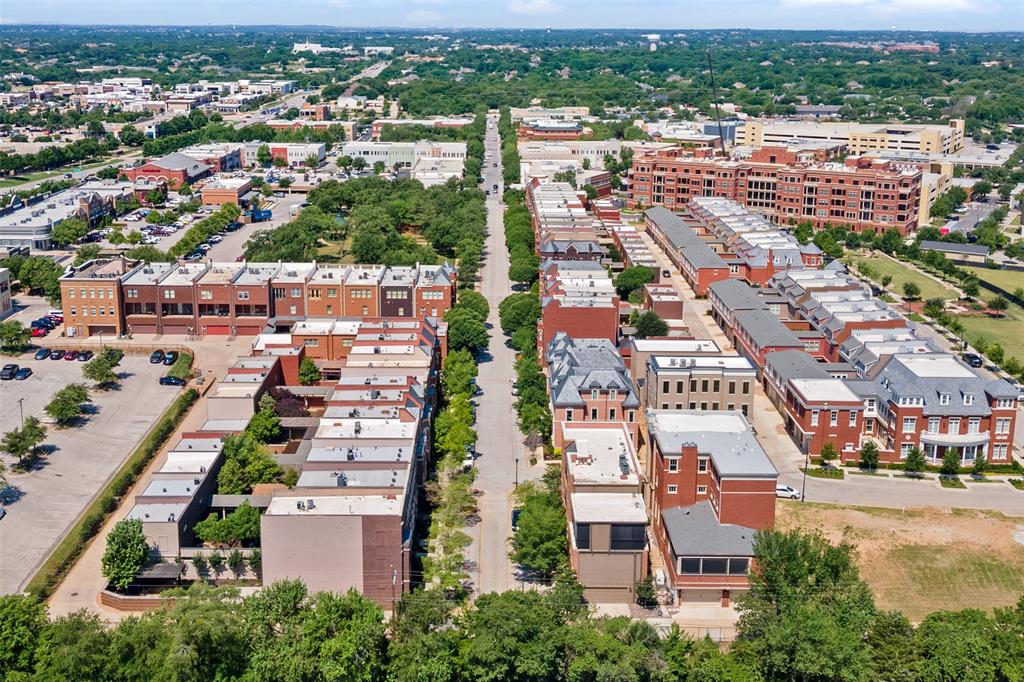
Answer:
[777,501,1024,621]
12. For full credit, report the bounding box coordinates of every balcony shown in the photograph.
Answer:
[919,430,990,448]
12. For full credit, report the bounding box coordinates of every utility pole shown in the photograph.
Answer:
[18,398,25,430]
[800,448,809,502]
[514,456,519,487]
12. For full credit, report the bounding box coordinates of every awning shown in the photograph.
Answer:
[919,431,990,447]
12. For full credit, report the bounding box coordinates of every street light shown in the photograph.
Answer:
[18,398,24,430]
[800,448,809,502]
[514,456,519,487]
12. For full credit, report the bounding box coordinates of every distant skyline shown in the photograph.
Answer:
[2,0,1022,33]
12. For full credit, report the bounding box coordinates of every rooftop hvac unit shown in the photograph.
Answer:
[307,499,316,509]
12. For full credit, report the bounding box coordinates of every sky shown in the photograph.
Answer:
[1,0,1021,32]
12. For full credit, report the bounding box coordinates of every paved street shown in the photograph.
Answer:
[0,352,177,594]
[464,114,539,596]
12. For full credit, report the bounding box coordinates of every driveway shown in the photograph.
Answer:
[0,352,177,594]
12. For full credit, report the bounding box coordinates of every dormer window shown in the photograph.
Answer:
[939,393,950,406]
[963,394,974,406]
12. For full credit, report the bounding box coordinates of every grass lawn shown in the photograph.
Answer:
[847,254,957,300]
[960,266,1024,296]
[0,157,114,188]
[958,307,1024,361]
[778,503,1024,620]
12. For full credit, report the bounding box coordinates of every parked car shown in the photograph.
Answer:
[150,350,165,364]
[159,376,186,386]
[35,348,50,360]
[162,351,179,366]
[776,484,800,500]
[0,508,5,521]
[14,367,33,380]
[31,327,48,338]
[0,364,18,380]
[77,350,94,362]
[63,350,79,361]
[963,353,983,368]
[50,349,64,360]
[511,508,522,531]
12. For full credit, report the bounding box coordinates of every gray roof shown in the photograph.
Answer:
[868,353,1012,416]
[764,350,831,385]
[709,278,767,312]
[153,152,211,178]
[546,334,640,409]
[662,502,756,557]
[648,410,778,478]
[733,309,803,349]
[681,243,728,269]
[919,240,990,257]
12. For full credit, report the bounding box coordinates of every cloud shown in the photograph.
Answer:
[405,8,441,23]
[507,0,561,16]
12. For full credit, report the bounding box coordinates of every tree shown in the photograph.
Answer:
[902,281,921,300]
[96,165,120,179]
[101,518,149,591]
[441,348,478,399]
[216,432,282,494]
[819,441,837,467]
[227,549,245,575]
[904,447,926,476]
[305,154,320,169]
[634,576,657,609]
[881,274,893,289]
[0,320,30,353]
[971,179,993,198]
[734,528,877,682]
[462,591,564,682]
[194,502,261,547]
[445,308,489,354]
[373,160,386,175]
[45,384,90,426]
[859,441,879,470]
[73,243,102,266]
[118,124,146,147]
[256,144,272,166]
[298,357,321,385]
[634,310,669,338]
[923,297,945,319]
[455,290,489,322]
[0,594,47,676]
[82,354,119,388]
[962,279,980,299]
[988,296,1009,316]
[499,293,540,336]
[50,217,91,246]
[510,473,567,578]
[613,266,654,298]
[352,156,368,171]
[246,394,280,444]
[31,610,112,681]
[972,450,988,477]
[940,448,961,476]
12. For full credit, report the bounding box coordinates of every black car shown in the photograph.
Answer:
[14,367,32,380]
[50,349,64,360]
[162,351,179,366]
[150,350,165,364]
[77,350,94,362]
[35,348,50,360]
[159,376,186,386]
[0,364,18,380]
[963,353,983,368]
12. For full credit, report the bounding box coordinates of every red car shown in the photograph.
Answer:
[31,327,48,337]
[63,350,78,361]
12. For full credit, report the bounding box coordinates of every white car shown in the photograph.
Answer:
[775,484,800,500]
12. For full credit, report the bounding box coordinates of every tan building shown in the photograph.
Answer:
[738,119,965,155]
[559,422,649,603]
[200,175,252,206]
[641,354,757,416]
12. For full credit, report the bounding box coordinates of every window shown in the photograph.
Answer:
[993,444,1009,459]
[849,411,857,427]
[697,485,707,494]
[742,381,750,394]
[609,524,646,551]
[900,443,913,458]
[608,408,616,420]
[680,558,701,574]
[590,408,598,419]
[830,410,838,427]
[290,288,301,298]
[200,290,212,300]
[303,338,318,347]
[690,379,698,392]
[289,305,297,315]
[701,379,709,392]
[996,418,1011,435]
[591,389,599,400]
[609,389,617,401]
[676,381,684,393]
[575,523,591,550]
[811,410,819,427]
[565,410,573,422]
[968,418,980,434]
[948,418,960,434]
[928,417,940,432]
[713,380,720,393]
[69,307,76,315]
[68,289,75,299]
[237,291,249,301]
[698,457,708,473]
[902,417,916,433]
[702,558,728,574]
[163,290,175,299]
[728,381,736,394]
[627,411,635,422]
[668,458,679,473]
[667,484,678,494]
[327,288,337,298]
[728,558,750,575]
[939,393,950,406]
[308,288,321,299]
[963,393,974,406]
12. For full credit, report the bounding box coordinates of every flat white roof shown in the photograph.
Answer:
[563,425,639,486]
[159,450,219,474]
[790,378,860,403]
[264,495,403,516]
[898,353,975,379]
[632,339,720,353]
[651,354,754,372]
[570,492,648,524]
[314,418,417,440]
[127,503,187,522]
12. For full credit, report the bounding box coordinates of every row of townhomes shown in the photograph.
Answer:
[59,259,456,338]
[125,315,445,607]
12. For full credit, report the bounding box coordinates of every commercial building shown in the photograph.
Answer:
[370,116,475,139]
[120,152,211,188]
[60,258,139,339]
[559,422,649,602]
[0,268,13,319]
[199,175,253,207]
[640,354,756,416]
[340,141,466,170]
[71,260,456,338]
[646,410,777,606]
[518,119,585,141]
[736,119,965,155]
[241,142,326,168]
[630,147,923,235]
[0,181,134,250]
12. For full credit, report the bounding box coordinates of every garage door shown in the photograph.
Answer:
[131,324,158,335]
[164,324,190,336]
[235,325,262,338]
[681,589,722,605]
[205,325,230,336]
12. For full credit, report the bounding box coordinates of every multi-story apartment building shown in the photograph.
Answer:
[640,354,757,417]
[630,147,923,235]
[850,353,1018,464]
[646,410,778,606]
[546,334,641,444]
[71,260,457,338]
[558,422,649,603]
[60,258,137,338]
[736,119,965,156]
[644,207,732,296]
[539,260,620,350]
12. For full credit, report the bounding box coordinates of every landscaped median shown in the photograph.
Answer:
[24,387,199,600]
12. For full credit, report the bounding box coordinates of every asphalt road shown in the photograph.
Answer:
[465,115,540,596]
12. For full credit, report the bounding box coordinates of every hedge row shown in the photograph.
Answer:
[24,388,199,600]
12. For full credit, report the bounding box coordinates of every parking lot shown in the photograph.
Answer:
[0,350,179,593]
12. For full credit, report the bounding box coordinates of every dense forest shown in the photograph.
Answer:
[2,527,1022,681]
